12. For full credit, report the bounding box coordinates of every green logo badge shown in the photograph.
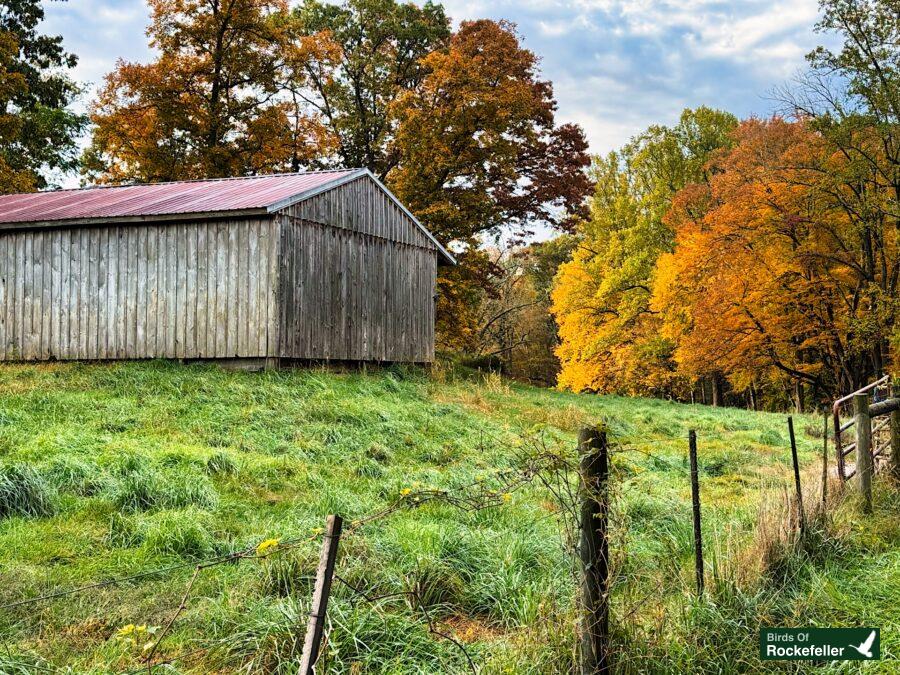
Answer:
[760,628,880,660]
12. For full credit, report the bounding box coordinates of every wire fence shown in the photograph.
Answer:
[0,421,841,674]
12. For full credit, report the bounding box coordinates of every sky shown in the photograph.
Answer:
[42,0,830,160]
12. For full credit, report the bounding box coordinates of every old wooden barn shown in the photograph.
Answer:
[0,169,454,367]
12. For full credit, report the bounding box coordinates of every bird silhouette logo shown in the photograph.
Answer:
[850,630,877,658]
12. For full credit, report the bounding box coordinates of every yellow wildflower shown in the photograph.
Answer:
[399,488,412,496]
[256,538,280,556]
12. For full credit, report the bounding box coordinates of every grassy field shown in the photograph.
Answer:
[0,361,896,673]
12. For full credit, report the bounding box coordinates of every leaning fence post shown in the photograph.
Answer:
[688,430,704,597]
[787,417,806,534]
[301,514,343,675]
[578,426,610,675]
[853,394,873,513]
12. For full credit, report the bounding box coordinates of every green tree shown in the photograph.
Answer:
[293,0,450,178]
[0,0,86,192]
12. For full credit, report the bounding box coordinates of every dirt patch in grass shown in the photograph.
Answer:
[441,615,507,643]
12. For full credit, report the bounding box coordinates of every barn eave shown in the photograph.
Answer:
[0,207,271,232]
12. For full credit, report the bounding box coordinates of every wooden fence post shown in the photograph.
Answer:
[853,394,873,513]
[787,417,806,534]
[688,430,704,597]
[578,427,610,675]
[822,413,828,509]
[301,514,343,675]
[891,386,900,482]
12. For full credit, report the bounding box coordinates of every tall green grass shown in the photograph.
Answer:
[0,361,895,673]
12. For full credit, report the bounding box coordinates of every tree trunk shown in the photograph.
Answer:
[793,381,804,414]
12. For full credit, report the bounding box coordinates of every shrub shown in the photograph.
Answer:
[0,464,57,519]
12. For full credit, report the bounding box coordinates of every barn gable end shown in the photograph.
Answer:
[275,173,437,363]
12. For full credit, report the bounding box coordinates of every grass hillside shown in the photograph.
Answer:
[0,362,896,673]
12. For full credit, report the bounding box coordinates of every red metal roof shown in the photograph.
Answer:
[0,170,360,225]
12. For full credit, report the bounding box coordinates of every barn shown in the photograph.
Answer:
[0,169,454,367]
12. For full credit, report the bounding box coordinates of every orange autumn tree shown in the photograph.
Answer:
[654,117,900,409]
[84,0,337,182]
[389,20,591,351]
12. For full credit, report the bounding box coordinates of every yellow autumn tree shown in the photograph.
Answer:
[552,107,736,395]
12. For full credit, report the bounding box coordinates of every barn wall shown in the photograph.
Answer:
[0,218,280,361]
[277,176,437,362]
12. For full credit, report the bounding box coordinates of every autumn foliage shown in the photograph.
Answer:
[84,1,591,350]
[554,114,900,408]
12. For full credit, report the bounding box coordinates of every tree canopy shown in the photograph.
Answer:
[0,0,86,192]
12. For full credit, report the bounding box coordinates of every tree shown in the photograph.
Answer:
[772,0,900,393]
[85,0,334,183]
[292,0,450,178]
[388,20,591,349]
[551,107,737,396]
[466,237,575,385]
[0,0,86,192]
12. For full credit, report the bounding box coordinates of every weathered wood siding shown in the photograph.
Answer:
[276,176,437,362]
[0,219,280,361]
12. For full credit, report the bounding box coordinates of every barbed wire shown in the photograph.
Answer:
[1,423,773,674]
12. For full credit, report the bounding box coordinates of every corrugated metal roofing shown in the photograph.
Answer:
[0,170,360,225]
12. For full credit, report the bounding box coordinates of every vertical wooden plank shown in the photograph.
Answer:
[195,223,207,358]
[207,221,218,358]
[267,218,280,357]
[215,222,227,358]
[260,217,271,357]
[14,232,24,359]
[1,235,9,359]
[227,223,238,357]
[133,227,145,358]
[145,226,158,357]
[283,219,291,357]
[57,229,69,359]
[106,227,118,359]
[165,225,176,358]
[40,231,51,359]
[247,219,259,357]
[95,229,107,359]
[87,228,99,359]
[0,234,7,360]
[178,224,187,357]
[237,221,248,356]
[185,224,197,357]
[117,227,128,358]
[22,231,34,359]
